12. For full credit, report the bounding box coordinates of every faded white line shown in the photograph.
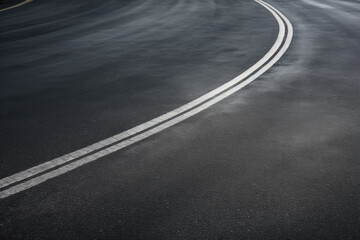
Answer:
[0,0,293,199]
[0,0,33,12]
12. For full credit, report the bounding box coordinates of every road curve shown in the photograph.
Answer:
[0,0,292,199]
[1,0,360,239]
[0,0,279,177]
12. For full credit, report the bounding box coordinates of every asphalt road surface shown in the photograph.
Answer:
[1,0,360,239]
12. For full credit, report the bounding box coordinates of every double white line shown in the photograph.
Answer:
[0,0,293,199]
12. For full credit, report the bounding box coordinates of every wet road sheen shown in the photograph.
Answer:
[1,0,360,239]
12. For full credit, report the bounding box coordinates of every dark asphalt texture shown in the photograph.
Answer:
[0,0,24,9]
[1,0,360,239]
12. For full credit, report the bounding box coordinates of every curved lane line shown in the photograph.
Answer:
[0,0,293,199]
[0,0,33,12]
[0,0,285,190]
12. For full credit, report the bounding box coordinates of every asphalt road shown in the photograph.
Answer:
[1,0,360,239]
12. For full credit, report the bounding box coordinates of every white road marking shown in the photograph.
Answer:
[0,0,285,190]
[0,0,33,12]
[0,0,293,199]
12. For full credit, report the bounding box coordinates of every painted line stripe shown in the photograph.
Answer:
[0,0,293,199]
[0,0,33,12]
[0,0,285,190]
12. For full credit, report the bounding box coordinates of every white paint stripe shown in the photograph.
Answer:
[0,0,286,190]
[0,0,33,12]
[0,0,293,199]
